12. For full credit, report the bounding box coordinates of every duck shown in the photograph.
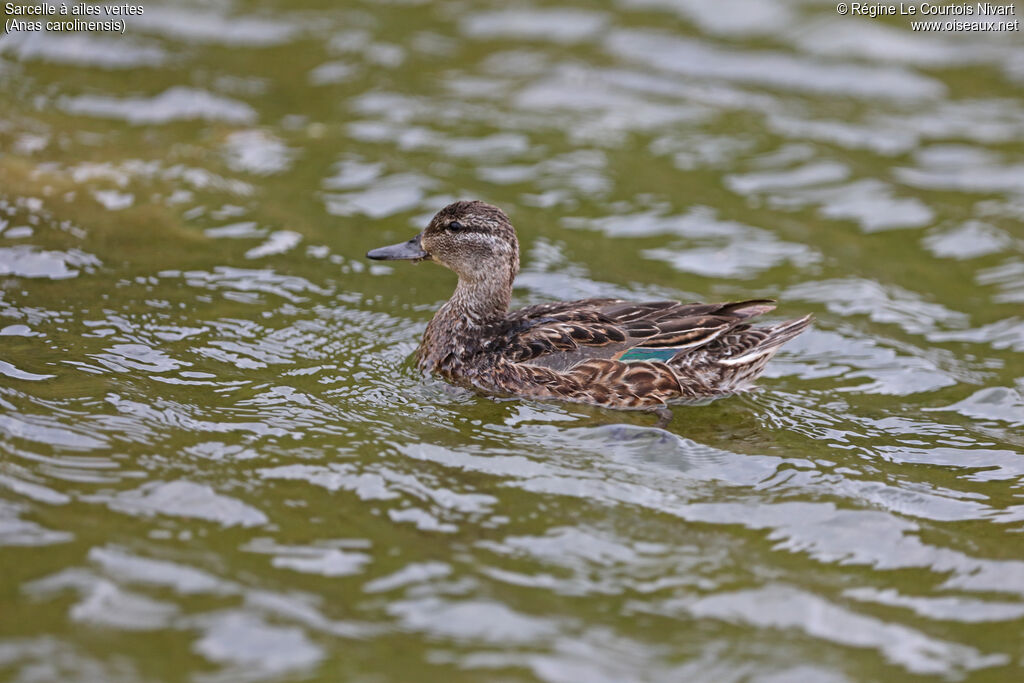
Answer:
[367,200,811,414]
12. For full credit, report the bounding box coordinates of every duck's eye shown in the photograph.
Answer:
[447,221,464,231]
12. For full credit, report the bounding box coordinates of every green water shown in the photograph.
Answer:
[2,1,1023,680]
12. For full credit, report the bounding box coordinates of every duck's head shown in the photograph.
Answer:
[367,200,520,285]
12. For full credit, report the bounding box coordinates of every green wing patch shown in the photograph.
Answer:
[618,347,678,364]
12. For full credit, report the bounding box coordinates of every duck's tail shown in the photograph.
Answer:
[715,314,813,390]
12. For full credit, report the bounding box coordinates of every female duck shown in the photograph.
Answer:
[368,200,810,410]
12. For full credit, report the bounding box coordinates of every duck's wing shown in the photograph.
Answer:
[505,297,622,322]
[497,298,778,372]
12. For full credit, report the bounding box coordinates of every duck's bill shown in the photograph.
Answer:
[366,234,429,262]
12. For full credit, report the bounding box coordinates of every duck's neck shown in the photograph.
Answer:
[446,276,512,325]
[418,275,511,372]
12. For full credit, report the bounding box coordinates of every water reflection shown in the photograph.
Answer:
[2,0,1023,680]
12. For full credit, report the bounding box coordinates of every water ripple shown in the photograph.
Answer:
[2,0,1024,679]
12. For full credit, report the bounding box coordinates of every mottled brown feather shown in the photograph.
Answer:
[373,201,810,409]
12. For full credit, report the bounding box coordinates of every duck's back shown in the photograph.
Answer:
[476,297,810,407]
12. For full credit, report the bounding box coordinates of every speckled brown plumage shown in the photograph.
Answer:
[368,200,812,411]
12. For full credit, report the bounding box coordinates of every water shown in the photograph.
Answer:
[1,1,1023,680]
